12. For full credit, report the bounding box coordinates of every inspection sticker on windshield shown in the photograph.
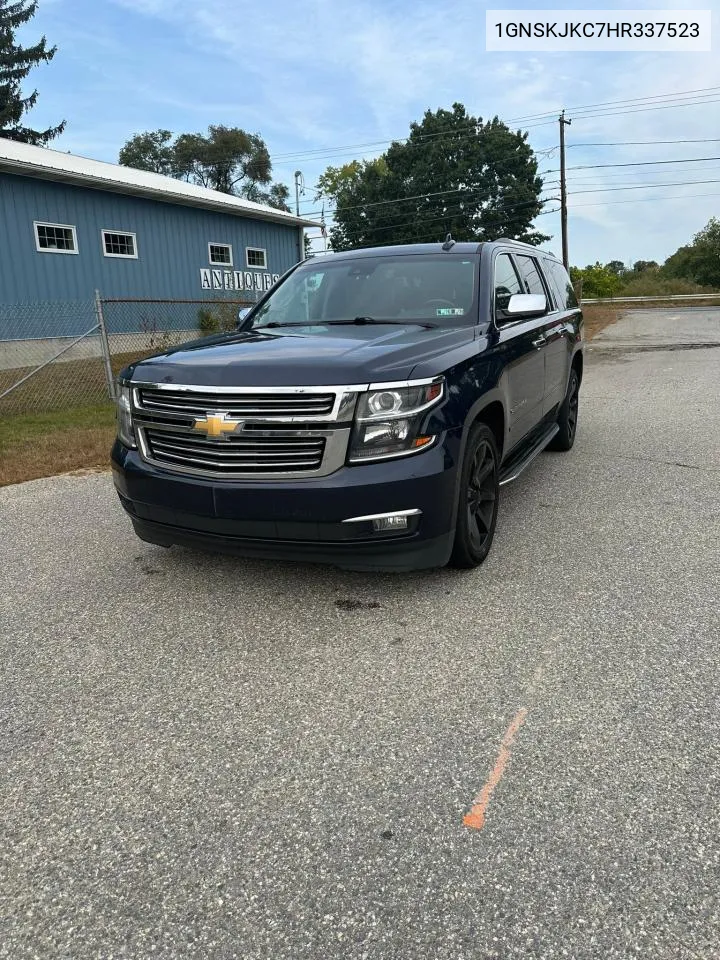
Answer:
[436,307,465,316]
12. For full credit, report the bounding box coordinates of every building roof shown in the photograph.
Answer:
[0,138,316,228]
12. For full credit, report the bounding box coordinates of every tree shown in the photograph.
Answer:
[245,180,291,212]
[0,0,64,144]
[173,125,271,194]
[663,217,720,287]
[316,103,549,251]
[632,259,658,273]
[663,245,696,280]
[606,260,627,277]
[315,158,388,199]
[569,262,623,299]
[118,130,175,175]
[118,125,290,210]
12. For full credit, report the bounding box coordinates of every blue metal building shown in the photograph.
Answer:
[0,140,314,337]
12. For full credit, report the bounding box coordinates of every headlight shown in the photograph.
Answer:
[116,382,136,448]
[349,379,444,462]
[356,381,443,420]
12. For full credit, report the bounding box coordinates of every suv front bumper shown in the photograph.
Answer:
[111,429,462,571]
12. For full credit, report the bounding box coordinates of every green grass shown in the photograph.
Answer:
[0,403,116,487]
[0,402,115,445]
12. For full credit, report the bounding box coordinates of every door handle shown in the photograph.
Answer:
[532,335,546,348]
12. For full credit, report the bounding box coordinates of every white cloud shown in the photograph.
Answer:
[43,0,720,262]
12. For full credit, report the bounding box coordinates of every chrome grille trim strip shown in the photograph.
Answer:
[136,426,351,480]
[131,381,368,425]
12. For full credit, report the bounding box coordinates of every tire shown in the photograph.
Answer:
[548,367,580,452]
[449,423,500,568]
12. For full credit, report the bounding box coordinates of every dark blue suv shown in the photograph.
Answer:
[112,238,583,571]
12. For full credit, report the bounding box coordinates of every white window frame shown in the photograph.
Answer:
[208,242,233,266]
[245,246,267,269]
[33,221,79,255]
[101,229,138,260]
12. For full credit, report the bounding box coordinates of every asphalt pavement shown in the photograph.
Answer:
[1,308,719,959]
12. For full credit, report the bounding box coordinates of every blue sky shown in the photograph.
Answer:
[20,0,720,266]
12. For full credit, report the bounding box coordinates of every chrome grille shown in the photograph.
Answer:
[144,428,326,474]
[138,387,335,418]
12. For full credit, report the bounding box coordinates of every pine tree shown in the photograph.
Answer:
[0,0,64,145]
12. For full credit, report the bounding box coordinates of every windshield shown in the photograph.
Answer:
[250,254,479,329]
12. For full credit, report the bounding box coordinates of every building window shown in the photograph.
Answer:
[209,242,233,266]
[246,247,267,269]
[34,221,78,254]
[102,230,138,259]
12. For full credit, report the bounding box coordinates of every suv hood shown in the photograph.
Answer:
[126,324,479,387]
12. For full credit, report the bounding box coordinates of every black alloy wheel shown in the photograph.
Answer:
[449,423,500,568]
[549,368,580,452]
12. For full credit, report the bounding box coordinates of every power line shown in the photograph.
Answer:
[562,97,720,123]
[567,190,720,210]
[303,196,558,241]
[505,85,720,123]
[273,128,556,165]
[294,142,558,217]
[545,170,720,189]
[276,85,720,164]
[306,207,559,248]
[547,155,720,174]
[304,168,720,223]
[299,183,550,219]
[569,178,720,196]
[568,138,720,148]
[305,187,720,243]
[313,195,557,236]
[303,177,720,232]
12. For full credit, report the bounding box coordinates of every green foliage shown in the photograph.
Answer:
[618,274,715,298]
[316,103,549,251]
[571,227,720,299]
[0,0,64,144]
[118,130,175,175]
[119,125,290,208]
[632,259,659,274]
[571,251,719,300]
[315,158,389,200]
[570,262,624,299]
[197,303,243,335]
[663,217,720,287]
[197,308,218,335]
[605,260,628,277]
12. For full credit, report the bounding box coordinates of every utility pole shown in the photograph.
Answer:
[559,110,572,270]
[294,170,304,217]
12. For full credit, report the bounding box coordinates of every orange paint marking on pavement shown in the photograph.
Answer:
[463,707,528,830]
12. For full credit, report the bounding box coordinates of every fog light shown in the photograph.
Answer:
[373,515,409,532]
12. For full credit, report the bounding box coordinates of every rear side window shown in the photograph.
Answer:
[515,255,548,300]
[494,253,523,316]
[544,259,578,309]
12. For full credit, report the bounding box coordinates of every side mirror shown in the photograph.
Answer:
[236,306,252,330]
[505,293,547,318]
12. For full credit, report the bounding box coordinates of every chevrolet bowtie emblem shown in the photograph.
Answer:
[192,413,245,438]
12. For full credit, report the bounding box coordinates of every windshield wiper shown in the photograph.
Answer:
[253,322,313,329]
[254,317,439,330]
[327,317,439,329]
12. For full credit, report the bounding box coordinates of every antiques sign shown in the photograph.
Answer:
[200,268,280,293]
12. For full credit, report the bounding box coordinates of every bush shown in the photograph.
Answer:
[198,308,219,335]
[570,262,624,299]
[616,275,719,298]
[197,303,246,336]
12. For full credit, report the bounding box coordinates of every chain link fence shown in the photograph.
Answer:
[0,294,255,418]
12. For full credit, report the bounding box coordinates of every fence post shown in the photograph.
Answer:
[95,290,115,402]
